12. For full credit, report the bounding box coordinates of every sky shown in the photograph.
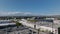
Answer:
[0,0,60,16]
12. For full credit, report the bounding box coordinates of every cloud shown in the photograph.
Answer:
[0,11,32,16]
[24,12,32,15]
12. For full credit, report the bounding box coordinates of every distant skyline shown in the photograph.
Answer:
[0,0,60,16]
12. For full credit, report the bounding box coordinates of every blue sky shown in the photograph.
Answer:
[0,0,60,16]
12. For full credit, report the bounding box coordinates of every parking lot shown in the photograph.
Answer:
[0,25,50,34]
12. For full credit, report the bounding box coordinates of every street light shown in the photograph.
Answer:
[38,28,40,34]
[51,20,54,34]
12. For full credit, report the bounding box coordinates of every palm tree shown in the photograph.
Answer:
[6,17,9,34]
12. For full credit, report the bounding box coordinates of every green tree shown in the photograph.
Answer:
[16,21,22,28]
